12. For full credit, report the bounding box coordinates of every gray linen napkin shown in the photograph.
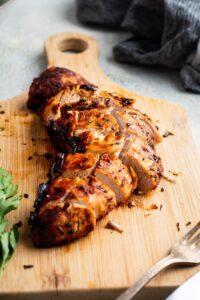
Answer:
[77,0,200,94]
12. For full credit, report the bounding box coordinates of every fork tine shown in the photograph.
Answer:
[180,221,200,243]
[190,232,200,246]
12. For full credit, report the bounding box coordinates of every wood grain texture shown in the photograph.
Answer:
[0,32,200,299]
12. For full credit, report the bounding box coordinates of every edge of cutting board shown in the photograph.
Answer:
[0,32,200,300]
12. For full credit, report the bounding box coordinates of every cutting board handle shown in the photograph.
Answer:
[45,32,99,72]
[44,31,130,93]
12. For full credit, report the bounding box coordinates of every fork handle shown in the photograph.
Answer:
[116,254,179,300]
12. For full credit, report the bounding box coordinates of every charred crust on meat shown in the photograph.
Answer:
[147,139,154,148]
[29,211,36,225]
[80,84,96,91]
[27,67,96,112]
[33,183,48,210]
[47,119,85,153]
[76,185,85,192]
[120,98,132,106]
[64,202,70,209]
[66,136,85,153]
[48,153,65,181]
[60,98,101,112]
[29,182,48,225]
[86,224,94,232]
[52,103,59,114]
[52,186,66,199]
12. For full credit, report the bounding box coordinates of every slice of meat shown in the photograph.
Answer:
[131,108,162,144]
[95,153,136,205]
[49,152,99,180]
[31,177,94,247]
[31,176,116,247]
[47,108,124,154]
[40,85,136,123]
[62,153,99,178]
[32,201,96,248]
[41,85,109,123]
[81,130,123,155]
[74,109,124,154]
[27,67,96,112]
[70,176,116,220]
[122,139,163,192]
[112,109,162,145]
[30,83,136,155]
[112,107,163,192]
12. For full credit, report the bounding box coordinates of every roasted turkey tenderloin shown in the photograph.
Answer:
[27,67,163,247]
[27,67,96,112]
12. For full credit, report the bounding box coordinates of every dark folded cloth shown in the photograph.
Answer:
[77,0,200,94]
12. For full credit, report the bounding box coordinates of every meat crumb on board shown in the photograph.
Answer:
[163,172,176,183]
[176,222,180,232]
[128,201,136,208]
[144,212,151,217]
[147,204,158,210]
[163,170,181,183]
[186,221,191,226]
[105,220,123,233]
[162,130,174,138]
[128,198,159,212]
[168,170,181,176]
[23,265,34,269]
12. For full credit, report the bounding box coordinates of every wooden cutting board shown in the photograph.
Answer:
[0,32,200,300]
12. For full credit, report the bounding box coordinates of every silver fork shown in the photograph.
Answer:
[116,222,200,300]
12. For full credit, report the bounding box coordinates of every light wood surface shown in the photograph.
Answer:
[0,32,200,299]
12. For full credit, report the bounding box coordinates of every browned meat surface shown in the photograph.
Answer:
[28,68,163,248]
[31,176,116,247]
[27,67,95,112]
[113,109,162,145]
[122,139,163,192]
[41,85,135,153]
[49,152,100,180]
[40,84,135,124]
[95,153,136,204]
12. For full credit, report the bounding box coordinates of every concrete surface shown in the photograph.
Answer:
[0,0,199,149]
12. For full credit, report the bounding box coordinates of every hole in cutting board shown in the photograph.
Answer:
[58,38,88,54]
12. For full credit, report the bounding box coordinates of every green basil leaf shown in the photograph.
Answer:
[0,168,22,274]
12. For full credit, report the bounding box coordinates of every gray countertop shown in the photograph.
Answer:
[0,0,199,149]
